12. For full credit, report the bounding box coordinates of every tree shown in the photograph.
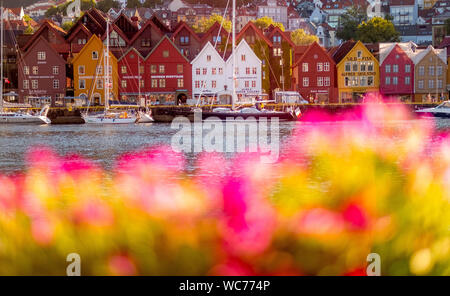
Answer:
[126,0,142,8]
[61,21,75,31]
[290,29,319,45]
[336,5,367,41]
[81,0,96,11]
[356,17,400,43]
[96,0,121,12]
[24,26,34,35]
[252,16,285,31]
[192,14,231,33]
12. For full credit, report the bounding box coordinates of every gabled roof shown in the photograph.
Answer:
[113,12,139,40]
[191,41,224,65]
[438,36,450,54]
[146,35,191,63]
[171,21,201,42]
[21,35,66,65]
[117,47,146,62]
[412,45,447,65]
[128,18,164,44]
[21,19,67,51]
[225,39,261,64]
[291,41,334,69]
[200,21,229,43]
[266,25,295,47]
[66,23,91,42]
[72,34,118,65]
[379,42,417,65]
[236,21,273,47]
[149,14,171,33]
[100,23,130,44]
[334,40,379,66]
[330,40,356,64]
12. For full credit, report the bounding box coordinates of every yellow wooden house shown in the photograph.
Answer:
[334,41,380,103]
[72,34,119,106]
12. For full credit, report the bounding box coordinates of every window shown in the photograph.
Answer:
[92,51,98,60]
[159,79,165,88]
[96,66,102,75]
[78,65,85,75]
[53,79,59,89]
[139,80,144,88]
[368,76,374,86]
[345,62,351,72]
[37,51,46,60]
[429,66,434,76]
[32,66,38,75]
[97,79,103,89]
[162,50,169,58]
[195,81,200,88]
[324,77,330,86]
[324,62,330,71]
[235,67,239,75]
[437,66,443,76]
[303,77,309,87]
[317,63,323,72]
[393,77,398,85]
[203,68,207,75]
[405,64,411,73]
[360,62,366,72]
[385,65,391,73]
[317,77,323,86]
[418,80,424,89]
[52,66,59,75]
[352,62,358,72]
[405,76,410,85]
[302,63,308,72]
[252,67,257,74]
[159,65,165,74]
[246,67,250,75]
[367,62,374,72]
[151,79,157,88]
[177,64,183,74]
[151,65,157,74]
[393,65,399,73]
[241,54,246,61]
[31,80,38,89]
[360,76,367,86]
[352,76,358,86]
[438,80,443,88]
[273,48,281,56]
[252,81,256,87]
[24,66,29,75]
[178,78,184,88]
[180,36,189,44]
[212,68,216,75]
[121,80,127,88]
[345,77,350,86]
[78,38,86,45]
[385,76,391,85]
[23,80,29,89]
[218,68,223,75]
[357,51,362,58]
[429,80,434,88]
[141,39,151,47]
[419,66,424,76]
[79,79,85,89]
[212,80,217,88]
[121,66,127,74]
[139,65,144,74]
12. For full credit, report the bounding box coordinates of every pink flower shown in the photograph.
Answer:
[73,200,114,227]
[108,254,137,276]
[342,203,368,231]
[209,257,255,276]
[298,208,345,235]
[31,217,54,246]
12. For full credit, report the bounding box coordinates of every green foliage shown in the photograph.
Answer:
[126,0,142,8]
[44,0,96,17]
[290,29,318,46]
[357,17,400,43]
[245,39,271,94]
[96,0,121,12]
[252,16,285,32]
[192,14,231,33]
[336,5,367,41]
[23,25,34,35]
[61,21,75,32]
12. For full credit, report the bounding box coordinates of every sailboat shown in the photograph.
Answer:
[135,58,154,123]
[0,3,51,125]
[82,19,136,124]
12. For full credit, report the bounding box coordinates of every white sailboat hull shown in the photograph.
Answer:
[0,113,51,124]
[137,112,154,123]
[83,115,136,124]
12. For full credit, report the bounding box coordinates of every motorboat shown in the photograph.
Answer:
[416,101,450,118]
[83,111,136,124]
[0,105,51,124]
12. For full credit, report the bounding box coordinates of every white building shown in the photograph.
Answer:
[257,0,288,28]
[225,40,262,97]
[191,42,226,97]
[191,40,262,99]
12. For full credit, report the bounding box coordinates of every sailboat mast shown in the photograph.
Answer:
[231,0,236,110]
[105,19,109,110]
[0,1,3,112]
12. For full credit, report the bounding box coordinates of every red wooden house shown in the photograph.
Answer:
[118,48,146,104]
[144,36,192,105]
[113,13,139,41]
[129,18,165,57]
[291,42,338,103]
[379,43,415,101]
[171,21,202,61]
[200,21,230,54]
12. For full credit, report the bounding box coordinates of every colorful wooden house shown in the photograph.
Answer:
[129,18,165,57]
[145,36,192,105]
[379,42,416,102]
[117,48,146,104]
[200,21,230,54]
[331,40,380,103]
[171,21,202,61]
[291,41,337,103]
[18,36,67,107]
[412,45,448,102]
[72,34,119,105]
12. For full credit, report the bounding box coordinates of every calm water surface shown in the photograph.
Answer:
[0,118,450,175]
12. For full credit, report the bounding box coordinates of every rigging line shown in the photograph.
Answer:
[256,38,281,90]
[213,0,230,49]
[85,49,105,113]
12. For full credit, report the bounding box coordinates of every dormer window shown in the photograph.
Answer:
[92,51,98,60]
[273,35,281,43]
[180,36,189,44]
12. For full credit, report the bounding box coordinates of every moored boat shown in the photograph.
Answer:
[415,101,450,118]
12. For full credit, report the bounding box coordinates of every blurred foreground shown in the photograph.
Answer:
[0,102,450,275]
